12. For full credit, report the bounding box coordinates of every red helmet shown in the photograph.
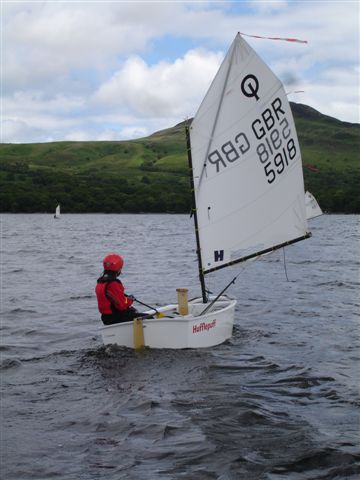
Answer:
[103,253,124,272]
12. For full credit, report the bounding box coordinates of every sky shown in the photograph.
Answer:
[1,0,359,143]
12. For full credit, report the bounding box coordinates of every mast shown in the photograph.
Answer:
[186,124,207,303]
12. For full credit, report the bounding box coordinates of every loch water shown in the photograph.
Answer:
[1,213,359,480]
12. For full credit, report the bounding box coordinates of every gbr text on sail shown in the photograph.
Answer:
[207,96,298,184]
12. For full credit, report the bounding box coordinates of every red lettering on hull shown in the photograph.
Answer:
[192,319,216,334]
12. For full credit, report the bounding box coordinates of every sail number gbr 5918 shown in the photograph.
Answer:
[253,98,297,184]
[207,97,297,184]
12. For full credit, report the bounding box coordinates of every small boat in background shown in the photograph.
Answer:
[305,191,323,219]
[54,204,61,219]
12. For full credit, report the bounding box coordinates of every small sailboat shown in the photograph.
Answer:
[100,33,313,349]
[305,191,323,219]
[54,204,61,219]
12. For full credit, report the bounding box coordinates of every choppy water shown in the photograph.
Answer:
[1,213,359,479]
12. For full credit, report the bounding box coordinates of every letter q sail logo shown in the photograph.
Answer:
[241,74,260,101]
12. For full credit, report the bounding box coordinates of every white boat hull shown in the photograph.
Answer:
[99,296,236,349]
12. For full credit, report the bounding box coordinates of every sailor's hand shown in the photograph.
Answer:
[127,294,135,301]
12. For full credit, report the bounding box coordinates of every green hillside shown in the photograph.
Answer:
[1,103,359,213]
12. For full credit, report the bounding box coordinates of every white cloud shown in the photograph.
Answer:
[247,0,289,13]
[299,64,360,123]
[118,126,148,140]
[2,119,37,143]
[2,92,85,141]
[94,49,222,118]
[1,1,359,143]
[2,1,194,93]
[63,126,148,141]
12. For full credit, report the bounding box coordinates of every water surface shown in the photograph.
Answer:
[1,214,359,479]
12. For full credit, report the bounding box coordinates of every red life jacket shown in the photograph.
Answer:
[95,278,133,315]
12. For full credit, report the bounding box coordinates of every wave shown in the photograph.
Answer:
[7,308,38,314]
[0,358,22,370]
[316,280,359,289]
[268,448,360,478]
[69,295,94,300]
[273,375,335,388]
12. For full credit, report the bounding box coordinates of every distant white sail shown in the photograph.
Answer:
[189,33,310,273]
[305,191,323,219]
[54,204,61,219]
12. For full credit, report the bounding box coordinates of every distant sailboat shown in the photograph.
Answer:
[54,204,61,219]
[305,191,323,219]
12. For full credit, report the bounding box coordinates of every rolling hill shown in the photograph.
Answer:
[1,103,359,213]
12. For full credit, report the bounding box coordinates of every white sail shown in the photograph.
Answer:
[305,191,323,219]
[189,33,309,273]
[55,204,61,218]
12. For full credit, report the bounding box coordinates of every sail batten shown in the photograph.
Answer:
[190,33,309,274]
[197,38,238,189]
